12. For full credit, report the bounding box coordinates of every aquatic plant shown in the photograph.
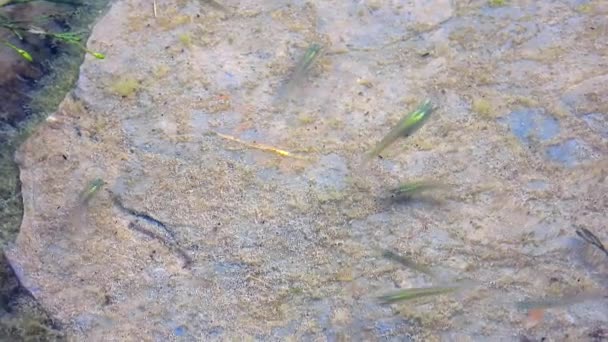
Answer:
[109,77,140,98]
[471,98,492,117]
[0,3,105,62]
[488,0,506,7]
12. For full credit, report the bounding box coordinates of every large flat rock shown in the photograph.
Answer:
[6,0,608,340]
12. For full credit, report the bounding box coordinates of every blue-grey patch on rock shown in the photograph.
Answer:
[500,108,560,145]
[257,168,280,182]
[378,158,399,173]
[173,325,187,336]
[373,317,411,339]
[545,139,591,167]
[238,129,263,142]
[271,320,298,338]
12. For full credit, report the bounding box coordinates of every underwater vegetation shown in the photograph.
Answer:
[0,5,105,61]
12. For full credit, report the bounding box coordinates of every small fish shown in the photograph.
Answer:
[381,249,435,277]
[576,227,608,258]
[293,43,323,76]
[200,0,229,12]
[68,178,105,230]
[366,99,435,160]
[378,285,458,304]
[516,291,607,311]
[278,43,324,100]
[390,181,444,201]
[78,178,105,205]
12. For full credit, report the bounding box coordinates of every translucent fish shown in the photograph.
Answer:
[516,291,607,311]
[293,43,323,77]
[201,0,229,12]
[378,285,458,304]
[78,178,105,205]
[69,178,105,231]
[277,43,324,101]
[366,99,435,160]
[381,249,435,277]
[390,180,445,201]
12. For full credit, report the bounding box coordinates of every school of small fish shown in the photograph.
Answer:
[59,1,607,333]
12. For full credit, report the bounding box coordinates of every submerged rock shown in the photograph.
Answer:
[5,0,608,340]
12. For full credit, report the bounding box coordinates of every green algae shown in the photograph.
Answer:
[471,98,492,117]
[488,0,506,7]
[109,76,141,98]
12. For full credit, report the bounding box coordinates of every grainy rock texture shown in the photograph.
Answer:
[6,0,608,340]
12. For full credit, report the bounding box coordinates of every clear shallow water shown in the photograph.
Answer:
[4,0,608,340]
[0,1,110,340]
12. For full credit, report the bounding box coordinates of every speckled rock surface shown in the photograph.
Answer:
[6,0,608,340]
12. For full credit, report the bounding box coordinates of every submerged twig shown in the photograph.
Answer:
[576,227,608,258]
[153,0,157,18]
[211,130,307,159]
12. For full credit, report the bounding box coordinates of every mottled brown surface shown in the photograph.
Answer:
[6,0,608,340]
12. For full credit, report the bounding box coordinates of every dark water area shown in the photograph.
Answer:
[0,1,108,340]
[1,2,93,131]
